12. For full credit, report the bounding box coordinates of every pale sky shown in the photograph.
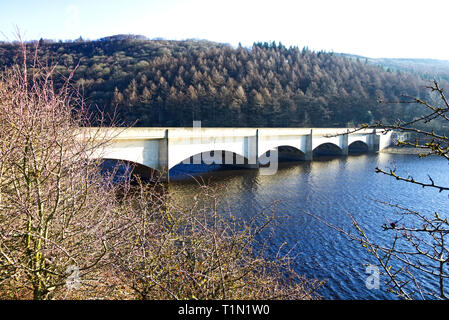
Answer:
[1,0,448,60]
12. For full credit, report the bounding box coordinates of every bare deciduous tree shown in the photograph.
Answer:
[0,43,125,299]
[109,179,322,300]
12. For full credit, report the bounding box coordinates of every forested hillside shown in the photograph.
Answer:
[0,35,440,127]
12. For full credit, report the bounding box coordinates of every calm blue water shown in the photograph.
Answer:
[168,153,449,300]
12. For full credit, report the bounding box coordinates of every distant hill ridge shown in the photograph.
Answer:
[339,53,449,82]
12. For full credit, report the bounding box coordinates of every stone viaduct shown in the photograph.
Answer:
[82,127,393,181]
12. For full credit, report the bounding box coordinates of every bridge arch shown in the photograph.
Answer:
[259,145,306,163]
[313,142,343,156]
[258,137,307,158]
[89,138,162,172]
[348,134,369,146]
[167,136,254,169]
[348,140,369,153]
[170,149,251,170]
[99,158,161,181]
[96,155,155,170]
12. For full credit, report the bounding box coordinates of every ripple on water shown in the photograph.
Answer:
[170,154,449,299]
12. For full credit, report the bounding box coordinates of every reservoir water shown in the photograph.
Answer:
[168,153,449,299]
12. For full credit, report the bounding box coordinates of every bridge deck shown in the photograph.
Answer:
[80,127,379,140]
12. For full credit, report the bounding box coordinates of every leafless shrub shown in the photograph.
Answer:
[0,42,127,299]
[107,179,322,300]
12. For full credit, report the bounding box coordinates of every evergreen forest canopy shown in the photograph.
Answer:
[0,34,446,128]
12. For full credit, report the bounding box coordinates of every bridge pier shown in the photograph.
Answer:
[368,131,380,152]
[340,130,349,156]
[158,129,170,182]
[304,129,313,161]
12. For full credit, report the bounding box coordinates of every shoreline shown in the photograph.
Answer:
[380,147,432,155]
